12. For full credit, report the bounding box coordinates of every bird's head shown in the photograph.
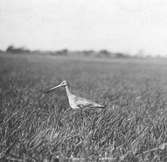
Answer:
[60,80,68,87]
[44,80,68,94]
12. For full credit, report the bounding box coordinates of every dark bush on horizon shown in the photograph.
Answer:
[55,49,68,56]
[115,52,130,58]
[82,50,95,56]
[6,45,30,54]
[98,49,111,57]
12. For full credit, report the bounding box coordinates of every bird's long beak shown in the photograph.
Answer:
[44,84,62,94]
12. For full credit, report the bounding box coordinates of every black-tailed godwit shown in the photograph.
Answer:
[44,80,105,109]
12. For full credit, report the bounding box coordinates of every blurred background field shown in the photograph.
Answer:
[0,53,167,161]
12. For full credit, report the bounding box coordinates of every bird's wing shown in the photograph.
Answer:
[74,96,104,108]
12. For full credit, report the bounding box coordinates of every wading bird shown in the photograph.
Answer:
[44,80,105,109]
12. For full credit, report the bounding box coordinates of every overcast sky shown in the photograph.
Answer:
[1,0,167,55]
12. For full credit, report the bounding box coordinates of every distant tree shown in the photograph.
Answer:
[6,45,15,52]
[115,52,130,58]
[56,49,68,56]
[83,50,94,56]
[6,45,30,54]
[98,49,111,57]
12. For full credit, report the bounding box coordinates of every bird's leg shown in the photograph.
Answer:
[80,108,83,121]
[63,108,72,119]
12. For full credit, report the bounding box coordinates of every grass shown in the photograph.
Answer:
[0,53,167,161]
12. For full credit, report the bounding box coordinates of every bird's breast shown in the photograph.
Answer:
[68,95,80,109]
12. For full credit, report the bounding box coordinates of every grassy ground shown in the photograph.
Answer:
[0,54,167,161]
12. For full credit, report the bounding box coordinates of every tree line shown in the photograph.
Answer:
[0,45,153,59]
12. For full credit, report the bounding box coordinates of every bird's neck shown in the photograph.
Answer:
[65,85,71,98]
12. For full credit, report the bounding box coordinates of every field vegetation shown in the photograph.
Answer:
[0,53,167,161]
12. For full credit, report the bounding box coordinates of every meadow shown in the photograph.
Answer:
[0,53,167,161]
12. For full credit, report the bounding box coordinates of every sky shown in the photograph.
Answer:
[1,0,167,56]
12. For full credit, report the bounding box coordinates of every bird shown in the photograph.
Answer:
[44,80,105,109]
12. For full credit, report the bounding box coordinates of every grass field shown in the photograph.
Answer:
[1,53,167,161]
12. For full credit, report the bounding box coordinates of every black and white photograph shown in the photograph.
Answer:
[1,0,167,161]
